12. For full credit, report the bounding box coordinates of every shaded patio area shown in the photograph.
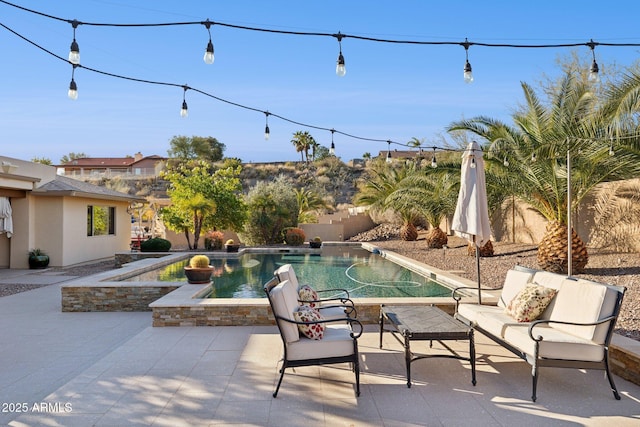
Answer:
[1,282,639,426]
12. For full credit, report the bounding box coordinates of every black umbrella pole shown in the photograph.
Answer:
[476,242,482,305]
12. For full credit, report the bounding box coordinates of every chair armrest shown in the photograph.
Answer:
[299,296,355,307]
[275,315,363,339]
[528,315,617,341]
[452,286,501,310]
[316,288,351,299]
[318,303,358,318]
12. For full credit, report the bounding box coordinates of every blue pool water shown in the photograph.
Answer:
[124,246,451,299]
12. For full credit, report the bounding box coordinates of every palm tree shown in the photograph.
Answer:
[387,168,459,247]
[291,131,316,163]
[448,72,640,273]
[295,188,331,223]
[354,160,419,240]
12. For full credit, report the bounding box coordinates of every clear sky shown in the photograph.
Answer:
[1,0,640,164]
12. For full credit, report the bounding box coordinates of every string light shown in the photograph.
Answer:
[503,156,509,167]
[431,147,437,168]
[531,151,537,162]
[335,32,346,77]
[68,19,80,65]
[587,39,600,82]
[386,141,392,163]
[67,64,78,100]
[2,1,640,156]
[203,19,215,65]
[180,86,189,117]
[330,129,336,155]
[462,38,473,84]
[264,111,270,140]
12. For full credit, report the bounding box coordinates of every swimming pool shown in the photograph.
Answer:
[124,246,451,299]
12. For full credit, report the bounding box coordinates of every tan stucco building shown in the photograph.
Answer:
[0,156,145,269]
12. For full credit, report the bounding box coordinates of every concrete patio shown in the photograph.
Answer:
[1,271,640,426]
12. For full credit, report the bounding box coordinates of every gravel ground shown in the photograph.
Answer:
[2,234,639,341]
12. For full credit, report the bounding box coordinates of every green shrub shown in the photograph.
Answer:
[241,176,299,245]
[204,230,224,250]
[140,237,171,252]
[284,227,306,246]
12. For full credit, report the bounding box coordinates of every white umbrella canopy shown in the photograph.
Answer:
[451,141,492,303]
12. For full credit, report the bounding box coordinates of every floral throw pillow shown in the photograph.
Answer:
[293,305,325,339]
[505,283,557,323]
[298,285,319,308]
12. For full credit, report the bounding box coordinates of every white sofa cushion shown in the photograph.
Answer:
[287,324,356,361]
[530,272,572,320]
[549,279,619,344]
[457,303,502,325]
[474,309,524,339]
[498,269,534,308]
[503,324,604,362]
[269,280,300,343]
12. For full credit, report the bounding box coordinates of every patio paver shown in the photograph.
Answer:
[1,281,640,426]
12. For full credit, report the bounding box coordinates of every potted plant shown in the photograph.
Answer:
[28,248,50,269]
[225,239,240,252]
[309,236,322,249]
[183,255,215,284]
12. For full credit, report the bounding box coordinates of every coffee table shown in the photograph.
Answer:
[379,304,476,388]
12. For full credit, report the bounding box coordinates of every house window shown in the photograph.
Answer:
[87,205,115,236]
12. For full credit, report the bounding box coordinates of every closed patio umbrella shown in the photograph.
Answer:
[0,197,12,238]
[451,141,491,304]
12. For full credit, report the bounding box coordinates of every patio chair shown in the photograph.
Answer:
[274,263,357,319]
[264,277,363,397]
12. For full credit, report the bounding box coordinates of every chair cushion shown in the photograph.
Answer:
[318,305,348,321]
[287,325,356,361]
[299,284,319,308]
[505,283,557,322]
[275,264,300,288]
[293,306,325,339]
[503,324,604,362]
[498,269,534,308]
[549,279,618,343]
[269,280,300,343]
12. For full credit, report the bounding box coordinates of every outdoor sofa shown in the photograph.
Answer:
[452,266,626,402]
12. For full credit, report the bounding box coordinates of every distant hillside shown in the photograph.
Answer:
[240,159,364,207]
[83,158,365,209]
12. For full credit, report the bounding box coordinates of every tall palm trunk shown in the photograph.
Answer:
[537,221,588,274]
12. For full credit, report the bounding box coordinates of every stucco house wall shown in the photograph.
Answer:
[0,156,145,268]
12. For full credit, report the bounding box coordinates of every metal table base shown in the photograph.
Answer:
[379,304,476,388]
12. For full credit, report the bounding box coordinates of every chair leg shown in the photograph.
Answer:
[273,364,287,398]
[354,356,361,397]
[603,353,621,400]
[531,363,538,402]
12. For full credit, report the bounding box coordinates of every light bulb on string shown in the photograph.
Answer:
[180,86,189,117]
[264,112,270,140]
[462,38,473,83]
[503,156,509,167]
[531,151,537,162]
[588,39,600,83]
[431,148,437,168]
[470,156,476,169]
[203,19,215,64]
[330,129,336,155]
[386,141,392,163]
[68,20,80,65]
[335,32,346,77]
[67,64,78,100]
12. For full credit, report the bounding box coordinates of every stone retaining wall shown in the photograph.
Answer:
[62,284,179,312]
